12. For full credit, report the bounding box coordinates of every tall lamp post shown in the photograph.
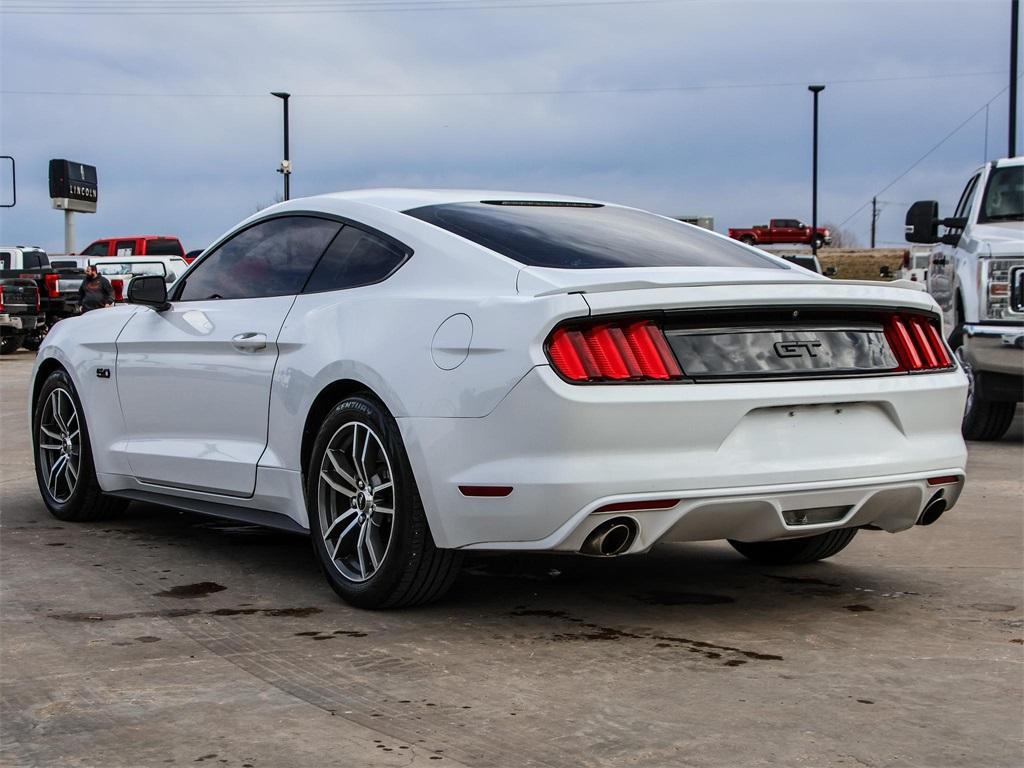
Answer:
[808,85,825,257]
[271,91,291,200]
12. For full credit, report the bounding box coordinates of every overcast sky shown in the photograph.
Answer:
[0,0,1019,254]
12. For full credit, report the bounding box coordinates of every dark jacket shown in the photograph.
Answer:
[78,274,115,312]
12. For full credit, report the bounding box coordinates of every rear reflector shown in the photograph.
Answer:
[884,314,954,372]
[595,498,680,514]
[111,278,124,302]
[927,475,961,486]
[459,485,513,497]
[547,320,683,382]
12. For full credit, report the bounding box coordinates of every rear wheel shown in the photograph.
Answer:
[306,395,461,608]
[950,304,1016,441]
[740,235,756,246]
[728,528,857,565]
[811,235,825,250]
[1,334,24,355]
[33,369,126,521]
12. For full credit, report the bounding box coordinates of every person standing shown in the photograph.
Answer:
[78,264,115,313]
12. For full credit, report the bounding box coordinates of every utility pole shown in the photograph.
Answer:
[808,85,825,257]
[870,196,877,249]
[1011,0,1019,157]
[271,92,291,200]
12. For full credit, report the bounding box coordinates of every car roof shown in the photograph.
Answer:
[92,235,181,241]
[315,188,606,213]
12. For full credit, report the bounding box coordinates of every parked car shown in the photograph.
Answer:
[32,190,968,608]
[184,249,204,264]
[0,246,83,350]
[906,157,1023,440]
[778,253,824,274]
[729,219,832,249]
[0,277,42,354]
[52,255,189,302]
[79,236,186,260]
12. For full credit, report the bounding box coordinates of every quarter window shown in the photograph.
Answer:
[304,225,409,293]
[176,216,340,301]
[146,238,184,256]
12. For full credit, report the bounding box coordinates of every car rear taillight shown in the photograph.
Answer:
[546,320,683,382]
[0,286,5,312]
[111,279,124,302]
[44,272,60,299]
[884,314,953,371]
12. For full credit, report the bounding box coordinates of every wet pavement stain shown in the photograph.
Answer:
[971,603,1016,612]
[763,574,841,588]
[635,591,736,606]
[134,636,161,643]
[845,604,875,612]
[50,606,320,622]
[155,582,227,599]
[510,607,782,664]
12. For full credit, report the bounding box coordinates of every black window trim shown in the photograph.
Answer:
[171,210,414,302]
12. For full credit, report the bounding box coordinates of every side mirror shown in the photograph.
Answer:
[127,274,170,311]
[879,265,892,278]
[905,201,940,243]
[824,266,837,277]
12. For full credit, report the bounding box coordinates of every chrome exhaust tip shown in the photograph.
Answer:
[917,493,948,526]
[580,517,638,557]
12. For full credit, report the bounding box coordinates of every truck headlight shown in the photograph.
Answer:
[979,259,1022,320]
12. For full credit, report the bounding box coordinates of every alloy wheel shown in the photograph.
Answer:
[38,388,81,503]
[317,421,396,583]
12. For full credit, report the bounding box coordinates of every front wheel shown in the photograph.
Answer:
[956,344,1016,440]
[811,235,825,250]
[728,528,857,565]
[33,369,127,521]
[740,235,756,246]
[306,395,462,608]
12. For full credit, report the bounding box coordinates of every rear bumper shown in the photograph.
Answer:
[400,365,969,550]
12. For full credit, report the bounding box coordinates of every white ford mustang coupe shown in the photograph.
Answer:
[31,190,968,607]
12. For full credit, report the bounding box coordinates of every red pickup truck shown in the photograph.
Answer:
[79,236,191,261]
[728,219,831,249]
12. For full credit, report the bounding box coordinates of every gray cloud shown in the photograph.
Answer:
[0,0,1015,252]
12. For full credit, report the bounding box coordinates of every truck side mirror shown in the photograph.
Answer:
[127,274,171,311]
[905,201,940,244]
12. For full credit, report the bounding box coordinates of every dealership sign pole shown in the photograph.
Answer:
[49,159,97,254]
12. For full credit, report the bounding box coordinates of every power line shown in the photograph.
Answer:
[0,70,1007,100]
[0,0,694,16]
[837,78,1019,229]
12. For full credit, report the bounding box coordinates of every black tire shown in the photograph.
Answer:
[950,309,1016,441]
[32,369,127,521]
[740,235,756,246]
[1,334,24,355]
[728,528,857,566]
[22,337,42,352]
[306,395,462,609]
[811,235,825,250]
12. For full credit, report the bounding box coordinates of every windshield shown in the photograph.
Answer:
[978,165,1023,224]
[405,202,783,270]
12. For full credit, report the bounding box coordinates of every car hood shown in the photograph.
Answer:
[975,221,1024,257]
[515,266,824,296]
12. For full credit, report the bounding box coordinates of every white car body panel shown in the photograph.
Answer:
[32,189,969,552]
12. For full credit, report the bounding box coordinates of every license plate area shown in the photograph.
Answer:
[665,323,900,379]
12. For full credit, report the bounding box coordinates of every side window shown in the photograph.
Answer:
[176,216,340,301]
[22,251,47,270]
[81,242,108,257]
[304,225,409,293]
[953,174,980,222]
[0,252,11,270]
[146,238,184,256]
[115,240,136,257]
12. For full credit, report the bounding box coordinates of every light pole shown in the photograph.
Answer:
[271,91,291,200]
[1011,0,1019,157]
[808,85,825,257]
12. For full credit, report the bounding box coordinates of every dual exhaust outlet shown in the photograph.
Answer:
[580,517,638,557]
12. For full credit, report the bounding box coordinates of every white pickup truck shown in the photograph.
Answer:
[905,157,1023,440]
[49,255,189,301]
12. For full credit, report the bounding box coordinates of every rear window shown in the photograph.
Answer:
[146,238,184,256]
[404,202,782,270]
[22,250,49,270]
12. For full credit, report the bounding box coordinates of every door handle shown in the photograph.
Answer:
[231,332,267,352]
